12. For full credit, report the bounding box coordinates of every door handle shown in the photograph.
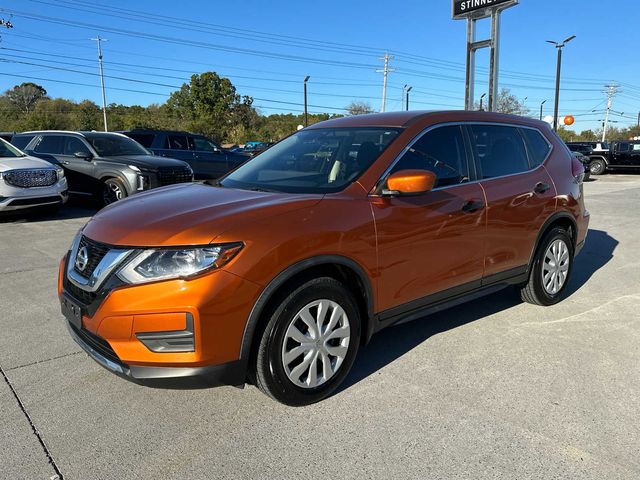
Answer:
[62,161,70,165]
[533,182,550,194]
[462,200,485,213]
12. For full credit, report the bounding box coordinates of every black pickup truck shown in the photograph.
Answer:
[567,141,640,175]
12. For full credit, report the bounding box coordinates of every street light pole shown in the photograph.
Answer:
[540,100,547,121]
[406,86,412,111]
[479,93,486,111]
[91,35,109,132]
[547,35,576,131]
[303,75,310,127]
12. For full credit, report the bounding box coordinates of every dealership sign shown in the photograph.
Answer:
[453,0,518,19]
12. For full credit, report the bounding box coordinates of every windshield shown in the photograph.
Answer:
[221,128,401,193]
[84,134,150,156]
[0,138,26,158]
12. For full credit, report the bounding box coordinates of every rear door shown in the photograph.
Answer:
[190,135,228,179]
[468,124,557,280]
[611,142,633,166]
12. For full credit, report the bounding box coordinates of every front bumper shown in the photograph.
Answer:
[66,320,245,388]
[0,178,68,211]
[58,253,262,389]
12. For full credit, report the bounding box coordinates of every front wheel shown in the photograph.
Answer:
[520,227,574,306]
[254,277,361,406]
[101,178,127,206]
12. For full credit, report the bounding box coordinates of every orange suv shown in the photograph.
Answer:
[59,111,589,405]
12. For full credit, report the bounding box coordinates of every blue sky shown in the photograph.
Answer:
[0,0,638,132]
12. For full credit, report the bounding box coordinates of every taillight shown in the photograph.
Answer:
[571,156,585,183]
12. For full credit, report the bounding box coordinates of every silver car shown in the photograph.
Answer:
[0,138,68,213]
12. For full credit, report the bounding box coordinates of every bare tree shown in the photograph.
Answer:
[346,101,374,116]
[5,82,48,113]
[474,88,529,115]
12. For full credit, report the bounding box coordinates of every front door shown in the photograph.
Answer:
[372,125,487,314]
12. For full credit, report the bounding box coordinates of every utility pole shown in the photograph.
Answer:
[303,76,310,127]
[479,93,486,111]
[376,52,395,112]
[540,100,547,121]
[406,86,412,111]
[91,35,108,132]
[547,35,576,131]
[601,83,621,142]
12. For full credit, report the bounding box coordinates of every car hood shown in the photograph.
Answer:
[101,155,189,169]
[82,183,323,246]
[0,155,57,172]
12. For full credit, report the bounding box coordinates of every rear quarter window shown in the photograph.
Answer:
[521,128,552,167]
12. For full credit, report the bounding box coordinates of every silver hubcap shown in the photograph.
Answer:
[542,239,570,295]
[104,182,123,203]
[281,299,350,389]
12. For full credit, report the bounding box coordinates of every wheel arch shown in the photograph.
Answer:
[589,155,609,166]
[527,212,578,271]
[99,171,135,195]
[238,255,375,378]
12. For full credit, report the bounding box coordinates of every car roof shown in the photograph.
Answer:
[305,110,551,129]
[20,130,131,139]
[119,129,194,135]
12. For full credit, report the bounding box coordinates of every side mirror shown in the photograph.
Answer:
[383,169,436,196]
[74,151,93,160]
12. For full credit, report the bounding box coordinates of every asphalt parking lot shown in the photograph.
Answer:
[1,176,639,480]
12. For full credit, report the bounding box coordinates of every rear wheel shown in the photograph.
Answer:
[101,178,127,206]
[254,277,361,406]
[589,158,606,176]
[520,227,574,306]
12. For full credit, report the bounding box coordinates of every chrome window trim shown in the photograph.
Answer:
[66,232,133,292]
[371,121,554,196]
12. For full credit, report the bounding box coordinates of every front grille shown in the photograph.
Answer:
[63,277,97,305]
[156,166,192,186]
[75,236,111,279]
[4,169,57,188]
[69,322,121,365]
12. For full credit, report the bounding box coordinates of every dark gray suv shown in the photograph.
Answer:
[12,131,194,205]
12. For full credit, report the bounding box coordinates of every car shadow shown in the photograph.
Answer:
[339,228,617,393]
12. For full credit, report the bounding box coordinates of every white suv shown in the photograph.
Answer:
[0,138,68,213]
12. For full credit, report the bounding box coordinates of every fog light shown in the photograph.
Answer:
[135,313,195,353]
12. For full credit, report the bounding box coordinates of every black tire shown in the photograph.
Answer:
[520,227,574,306]
[254,277,361,406]
[589,158,606,176]
[101,178,128,206]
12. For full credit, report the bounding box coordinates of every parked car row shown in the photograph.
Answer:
[2,129,256,214]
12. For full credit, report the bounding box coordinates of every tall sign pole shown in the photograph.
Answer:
[453,0,518,112]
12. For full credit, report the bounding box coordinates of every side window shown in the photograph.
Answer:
[192,136,217,152]
[521,128,551,167]
[618,142,630,153]
[34,135,65,154]
[11,135,35,150]
[63,137,91,156]
[469,125,529,179]
[389,125,469,188]
[165,135,190,151]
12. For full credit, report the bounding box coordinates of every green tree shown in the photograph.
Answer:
[166,72,251,142]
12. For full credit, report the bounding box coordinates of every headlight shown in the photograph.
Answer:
[117,243,243,284]
[55,166,65,178]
